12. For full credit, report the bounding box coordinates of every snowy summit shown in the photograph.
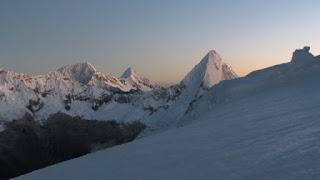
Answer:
[120,67,138,79]
[182,50,237,89]
[120,67,157,91]
[57,62,97,84]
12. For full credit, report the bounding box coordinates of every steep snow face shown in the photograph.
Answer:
[120,67,157,91]
[141,50,238,129]
[120,67,138,79]
[182,50,237,89]
[57,62,96,84]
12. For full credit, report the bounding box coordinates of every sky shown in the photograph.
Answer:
[0,0,319,84]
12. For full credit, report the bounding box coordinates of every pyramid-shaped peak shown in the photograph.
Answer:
[57,62,97,84]
[200,50,224,70]
[120,67,158,91]
[207,49,221,58]
[121,67,138,79]
[182,50,237,89]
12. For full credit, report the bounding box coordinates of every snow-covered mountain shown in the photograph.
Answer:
[141,50,238,128]
[18,47,320,180]
[0,50,237,130]
[182,50,237,89]
[0,62,153,122]
[120,67,157,91]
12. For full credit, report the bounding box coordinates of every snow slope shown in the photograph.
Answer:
[17,47,320,180]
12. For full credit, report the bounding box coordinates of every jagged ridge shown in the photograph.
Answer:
[0,50,238,129]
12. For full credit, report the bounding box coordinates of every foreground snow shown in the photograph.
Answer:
[17,66,320,179]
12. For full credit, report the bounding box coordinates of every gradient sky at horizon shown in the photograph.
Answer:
[0,0,319,83]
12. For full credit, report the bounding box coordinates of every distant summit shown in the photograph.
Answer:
[121,67,138,79]
[120,67,157,91]
[57,62,96,84]
[182,50,237,89]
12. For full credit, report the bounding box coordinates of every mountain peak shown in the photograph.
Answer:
[57,62,97,84]
[121,67,138,79]
[120,67,157,91]
[182,50,237,89]
[199,50,223,70]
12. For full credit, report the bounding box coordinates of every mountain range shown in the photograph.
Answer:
[0,50,237,131]
[3,46,320,179]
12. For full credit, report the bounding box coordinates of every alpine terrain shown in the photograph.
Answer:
[0,50,236,130]
[16,46,320,180]
[0,49,237,178]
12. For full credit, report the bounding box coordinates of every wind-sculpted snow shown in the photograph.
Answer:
[18,47,320,180]
[291,46,315,64]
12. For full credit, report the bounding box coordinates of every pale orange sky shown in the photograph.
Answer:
[140,43,320,84]
[1,1,320,85]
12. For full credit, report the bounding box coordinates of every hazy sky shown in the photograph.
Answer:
[0,0,319,83]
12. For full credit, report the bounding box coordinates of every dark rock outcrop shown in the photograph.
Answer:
[0,113,146,179]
